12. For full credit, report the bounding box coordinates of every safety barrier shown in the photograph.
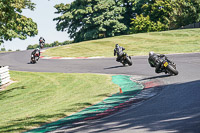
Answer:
[0,66,10,86]
[180,22,200,29]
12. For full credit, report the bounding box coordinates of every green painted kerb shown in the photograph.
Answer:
[25,75,143,133]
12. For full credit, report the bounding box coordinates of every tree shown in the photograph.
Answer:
[131,0,200,31]
[54,0,127,42]
[27,45,34,50]
[54,0,147,42]
[142,0,173,25]
[169,0,200,29]
[130,14,168,33]
[130,0,172,33]
[1,48,6,51]
[55,0,200,41]
[0,0,38,44]
[32,44,39,49]
[61,40,73,45]
[52,41,60,46]
[119,0,146,31]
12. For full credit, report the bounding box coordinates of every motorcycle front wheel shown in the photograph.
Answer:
[166,64,178,75]
[125,56,132,66]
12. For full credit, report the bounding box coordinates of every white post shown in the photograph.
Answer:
[0,66,11,87]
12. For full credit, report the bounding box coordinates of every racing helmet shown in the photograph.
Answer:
[149,51,155,57]
[115,44,119,48]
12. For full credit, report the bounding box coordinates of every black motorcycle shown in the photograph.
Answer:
[119,52,132,66]
[158,58,178,75]
[30,52,40,64]
[39,39,44,49]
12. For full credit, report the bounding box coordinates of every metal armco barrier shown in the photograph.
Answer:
[0,66,11,86]
[181,22,200,29]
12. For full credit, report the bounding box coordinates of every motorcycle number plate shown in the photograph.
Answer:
[164,62,168,67]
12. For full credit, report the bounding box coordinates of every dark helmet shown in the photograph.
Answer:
[149,51,155,57]
[115,44,119,48]
[39,37,44,41]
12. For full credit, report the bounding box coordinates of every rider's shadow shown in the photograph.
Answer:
[27,62,34,64]
[104,65,127,70]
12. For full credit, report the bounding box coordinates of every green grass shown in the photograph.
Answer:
[42,28,200,57]
[0,71,118,133]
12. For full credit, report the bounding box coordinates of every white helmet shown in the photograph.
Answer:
[149,51,154,56]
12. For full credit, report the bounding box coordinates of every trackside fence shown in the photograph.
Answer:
[0,66,11,87]
[180,22,200,29]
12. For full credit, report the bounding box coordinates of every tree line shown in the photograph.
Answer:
[0,0,200,45]
[26,40,73,50]
[54,0,200,42]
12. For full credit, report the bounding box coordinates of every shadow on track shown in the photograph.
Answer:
[104,65,126,70]
[64,80,200,133]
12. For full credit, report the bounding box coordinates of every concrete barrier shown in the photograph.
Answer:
[0,66,10,86]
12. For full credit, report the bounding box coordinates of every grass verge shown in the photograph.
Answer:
[0,71,118,133]
[43,28,200,57]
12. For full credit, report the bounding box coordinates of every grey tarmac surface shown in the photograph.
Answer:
[1,50,200,133]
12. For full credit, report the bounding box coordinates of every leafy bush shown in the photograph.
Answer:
[130,14,168,34]
[27,44,39,50]
[130,0,200,33]
[1,48,6,51]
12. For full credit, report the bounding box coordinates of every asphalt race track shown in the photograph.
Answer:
[1,50,200,133]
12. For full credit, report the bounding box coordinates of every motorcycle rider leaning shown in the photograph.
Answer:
[39,37,45,49]
[114,44,125,62]
[31,48,40,61]
[148,51,172,73]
